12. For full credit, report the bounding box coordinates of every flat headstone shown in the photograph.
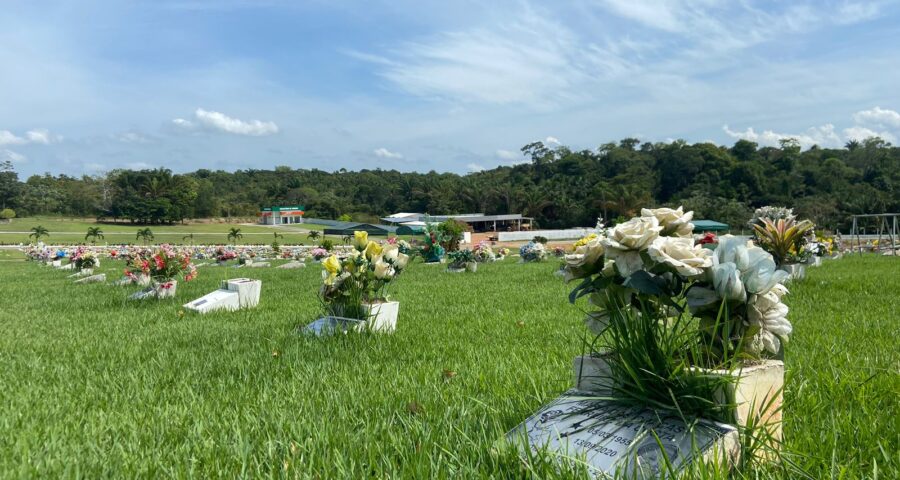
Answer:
[183,289,240,313]
[129,287,156,300]
[74,274,106,284]
[277,261,306,269]
[247,262,270,268]
[302,316,365,336]
[183,278,261,313]
[506,390,738,478]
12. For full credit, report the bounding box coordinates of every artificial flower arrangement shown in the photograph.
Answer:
[421,219,446,263]
[310,247,329,261]
[72,247,98,271]
[319,231,410,324]
[496,247,510,260]
[216,247,237,264]
[519,241,546,262]
[751,213,814,267]
[447,248,477,272]
[473,241,496,263]
[552,246,567,258]
[565,206,791,435]
[125,244,197,298]
[697,232,718,248]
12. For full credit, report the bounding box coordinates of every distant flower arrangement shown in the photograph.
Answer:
[311,248,329,261]
[72,247,98,271]
[473,241,496,263]
[126,244,197,283]
[519,241,546,262]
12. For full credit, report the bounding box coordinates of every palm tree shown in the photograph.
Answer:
[307,230,320,241]
[273,232,283,241]
[85,227,104,245]
[227,227,243,244]
[341,234,352,245]
[136,228,154,245]
[183,233,195,245]
[29,225,49,243]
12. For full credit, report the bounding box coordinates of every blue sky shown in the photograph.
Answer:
[2,0,900,177]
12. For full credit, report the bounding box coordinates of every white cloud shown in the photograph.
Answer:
[495,149,519,160]
[852,106,900,128]
[365,12,589,105]
[723,107,899,148]
[373,147,403,159]
[1,149,27,163]
[115,131,151,143]
[545,136,561,145]
[723,124,843,148]
[843,126,896,143]
[466,163,485,172]
[172,108,279,136]
[0,128,58,146]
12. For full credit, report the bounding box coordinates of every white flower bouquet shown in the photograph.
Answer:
[565,206,793,422]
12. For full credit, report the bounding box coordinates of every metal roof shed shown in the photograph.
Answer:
[323,222,398,236]
[692,220,730,232]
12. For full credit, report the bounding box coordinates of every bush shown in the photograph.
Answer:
[338,213,352,222]
[437,219,468,252]
[319,239,334,251]
[533,235,548,244]
[0,208,14,221]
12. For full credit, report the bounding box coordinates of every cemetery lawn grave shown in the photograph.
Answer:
[0,254,896,478]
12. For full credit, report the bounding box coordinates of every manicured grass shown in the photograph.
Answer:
[0,255,896,478]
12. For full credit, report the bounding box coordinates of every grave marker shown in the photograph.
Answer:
[505,390,738,478]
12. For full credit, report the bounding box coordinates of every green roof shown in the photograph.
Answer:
[692,220,730,232]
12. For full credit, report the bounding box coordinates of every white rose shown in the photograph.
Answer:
[647,237,712,276]
[604,216,662,251]
[395,253,410,270]
[373,258,394,279]
[563,237,605,282]
[641,206,694,237]
[746,284,791,355]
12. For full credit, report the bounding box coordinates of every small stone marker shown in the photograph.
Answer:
[129,288,156,300]
[248,262,270,268]
[74,274,106,284]
[183,278,262,314]
[505,390,738,478]
[302,316,365,336]
[277,260,306,269]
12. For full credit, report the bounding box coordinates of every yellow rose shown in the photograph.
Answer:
[323,255,341,275]
[364,241,383,260]
[353,231,368,250]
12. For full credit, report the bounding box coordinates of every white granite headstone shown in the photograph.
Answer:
[183,278,261,313]
[506,390,738,478]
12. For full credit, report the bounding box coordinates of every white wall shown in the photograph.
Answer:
[498,229,594,242]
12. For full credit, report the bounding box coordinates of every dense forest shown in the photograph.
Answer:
[1,137,898,231]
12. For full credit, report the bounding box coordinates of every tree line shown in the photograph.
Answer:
[1,136,897,231]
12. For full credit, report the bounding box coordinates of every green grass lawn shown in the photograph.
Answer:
[0,217,339,246]
[0,254,896,478]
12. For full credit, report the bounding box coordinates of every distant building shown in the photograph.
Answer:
[381,212,531,232]
[258,206,305,225]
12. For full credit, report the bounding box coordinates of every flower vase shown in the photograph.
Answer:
[465,261,478,273]
[153,280,178,299]
[361,301,399,333]
[778,263,806,281]
[574,354,784,455]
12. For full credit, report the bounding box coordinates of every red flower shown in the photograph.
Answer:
[698,232,718,245]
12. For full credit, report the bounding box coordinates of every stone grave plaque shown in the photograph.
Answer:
[506,390,738,478]
[74,274,106,284]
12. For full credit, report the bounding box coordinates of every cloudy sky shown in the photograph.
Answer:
[2,0,900,177]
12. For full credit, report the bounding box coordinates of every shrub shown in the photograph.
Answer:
[533,235,549,244]
[319,239,334,251]
[437,219,467,252]
[0,208,15,221]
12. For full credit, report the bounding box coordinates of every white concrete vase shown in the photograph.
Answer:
[574,354,784,452]
[153,280,178,299]
[361,301,399,333]
[778,263,806,281]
